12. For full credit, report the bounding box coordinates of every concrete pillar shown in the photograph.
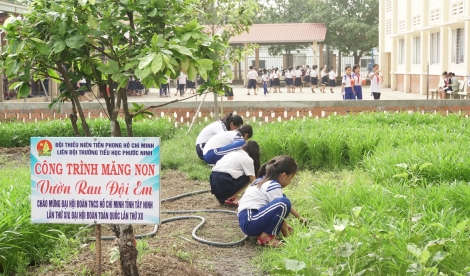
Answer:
[319,43,324,67]
[254,47,260,69]
[311,41,318,65]
[404,34,412,93]
[440,26,449,74]
[391,38,397,90]
[420,30,429,95]
[243,43,248,87]
[234,62,238,80]
[50,79,59,99]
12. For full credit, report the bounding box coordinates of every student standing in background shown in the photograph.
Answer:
[310,65,318,93]
[320,65,328,93]
[328,67,336,93]
[341,66,355,100]
[177,71,187,97]
[352,64,363,100]
[247,66,258,96]
[369,64,383,100]
[293,66,303,93]
[262,69,269,96]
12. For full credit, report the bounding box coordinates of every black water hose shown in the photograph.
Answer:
[78,189,248,247]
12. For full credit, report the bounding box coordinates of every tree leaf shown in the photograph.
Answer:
[65,35,87,49]
[187,62,196,81]
[88,15,98,29]
[138,53,156,70]
[196,59,213,70]
[97,60,120,75]
[283,259,306,272]
[151,53,163,73]
[78,0,88,6]
[151,34,158,48]
[174,45,192,56]
[18,83,30,98]
[47,68,60,80]
[53,40,66,53]
[29,38,50,55]
[180,56,189,73]
[8,81,22,90]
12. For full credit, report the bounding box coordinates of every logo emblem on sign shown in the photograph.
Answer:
[37,140,53,157]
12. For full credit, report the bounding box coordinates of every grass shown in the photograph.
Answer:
[3,113,470,274]
[0,163,82,275]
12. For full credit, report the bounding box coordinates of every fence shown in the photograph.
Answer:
[340,55,379,77]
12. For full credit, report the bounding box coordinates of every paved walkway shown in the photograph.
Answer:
[126,85,428,103]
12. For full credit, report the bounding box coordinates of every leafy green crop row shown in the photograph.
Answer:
[0,117,176,148]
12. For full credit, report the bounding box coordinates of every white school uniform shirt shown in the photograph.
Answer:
[269,73,274,80]
[273,72,279,78]
[178,72,187,85]
[195,120,227,146]
[329,71,337,80]
[294,70,302,78]
[310,70,318,78]
[341,74,354,87]
[78,78,86,84]
[261,74,268,82]
[321,70,326,78]
[305,69,311,75]
[285,71,292,78]
[203,130,244,155]
[352,73,363,86]
[369,72,382,93]
[212,150,255,179]
[247,70,258,80]
[238,179,283,212]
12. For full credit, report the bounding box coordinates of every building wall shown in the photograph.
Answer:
[379,0,470,95]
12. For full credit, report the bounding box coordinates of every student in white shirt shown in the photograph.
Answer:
[195,113,244,160]
[210,141,260,206]
[77,78,93,102]
[369,64,383,100]
[284,67,293,93]
[352,64,364,100]
[310,65,318,93]
[177,71,187,97]
[328,67,337,93]
[304,65,311,87]
[272,68,281,93]
[247,66,258,96]
[341,66,355,100]
[293,66,303,93]
[203,125,253,165]
[320,65,328,93]
[237,155,306,247]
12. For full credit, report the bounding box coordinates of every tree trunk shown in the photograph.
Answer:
[70,98,80,137]
[120,88,133,137]
[353,52,362,66]
[213,91,219,120]
[110,85,138,276]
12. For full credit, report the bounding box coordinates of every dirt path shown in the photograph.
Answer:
[28,170,261,276]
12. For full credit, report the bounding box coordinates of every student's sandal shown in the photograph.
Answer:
[223,198,238,206]
[257,235,283,247]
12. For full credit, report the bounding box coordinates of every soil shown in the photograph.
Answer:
[1,147,262,276]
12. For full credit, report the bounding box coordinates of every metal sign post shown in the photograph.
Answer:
[96,223,102,276]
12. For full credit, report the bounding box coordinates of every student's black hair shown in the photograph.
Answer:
[238,124,253,139]
[263,68,267,74]
[442,71,448,76]
[345,65,351,70]
[221,113,243,130]
[256,155,298,188]
[249,66,253,69]
[313,65,318,69]
[241,141,261,176]
[353,64,360,71]
[296,66,301,70]
[373,64,379,68]
[257,156,279,178]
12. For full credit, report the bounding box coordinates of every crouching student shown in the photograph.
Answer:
[203,125,253,165]
[237,155,307,247]
[195,113,243,160]
[209,141,260,206]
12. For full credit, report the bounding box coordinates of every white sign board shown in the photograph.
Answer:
[30,137,160,225]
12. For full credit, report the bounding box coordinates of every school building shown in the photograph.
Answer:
[379,0,470,94]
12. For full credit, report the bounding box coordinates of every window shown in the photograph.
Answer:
[451,1,464,16]
[398,39,405,65]
[430,9,440,21]
[413,15,421,26]
[399,20,405,30]
[386,0,392,12]
[386,19,392,34]
[413,36,421,64]
[430,32,440,64]
[452,28,465,64]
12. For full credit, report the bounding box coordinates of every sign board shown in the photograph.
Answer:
[30,137,160,225]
